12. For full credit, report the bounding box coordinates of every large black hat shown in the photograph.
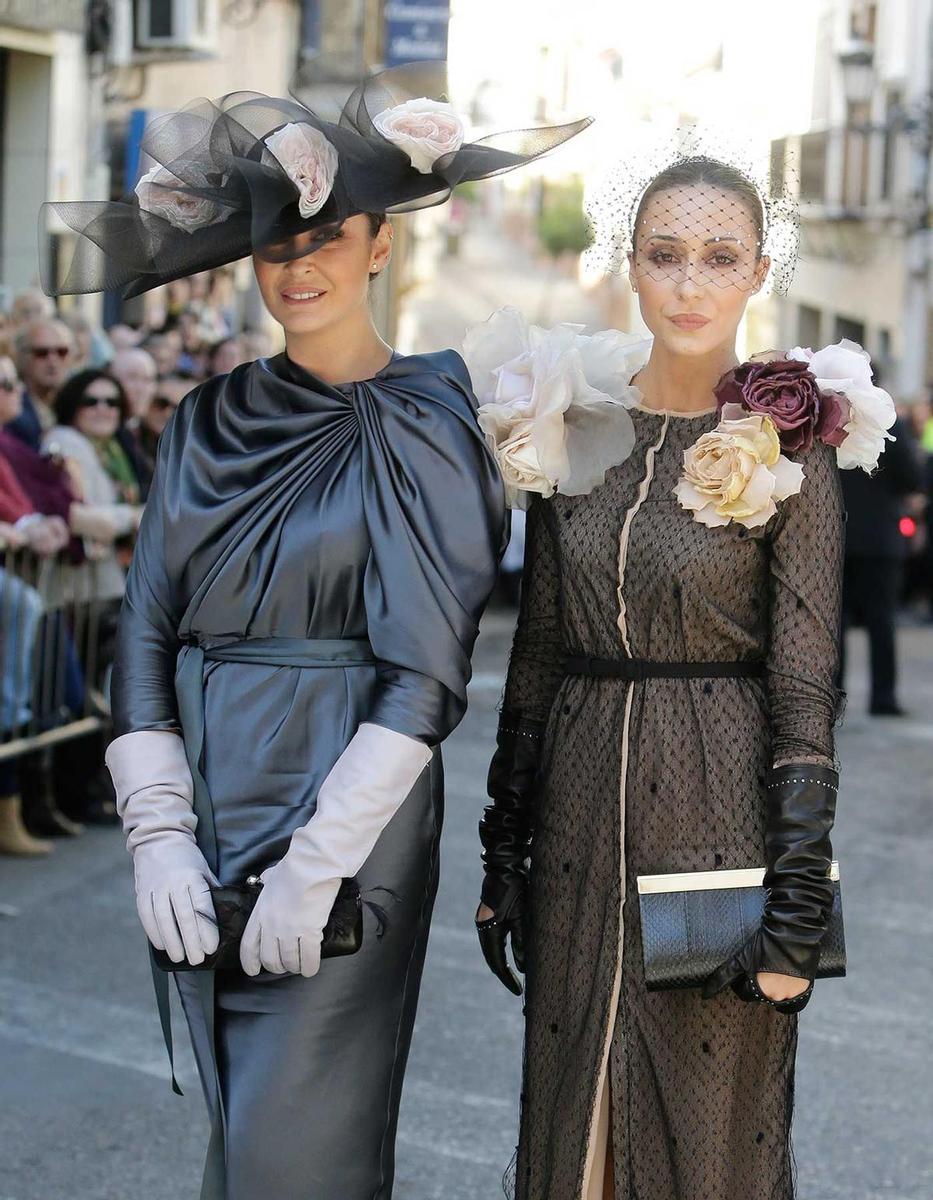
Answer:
[41,63,591,298]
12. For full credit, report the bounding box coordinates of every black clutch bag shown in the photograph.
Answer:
[152,875,363,973]
[636,861,846,991]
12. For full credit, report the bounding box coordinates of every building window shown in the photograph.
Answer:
[850,2,877,42]
[881,90,902,201]
[799,131,827,202]
[798,304,822,349]
[770,138,787,192]
[835,315,866,345]
[843,102,871,209]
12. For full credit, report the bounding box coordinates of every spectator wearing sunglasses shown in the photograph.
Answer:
[45,370,143,603]
[8,318,75,451]
[43,371,146,826]
[134,375,187,494]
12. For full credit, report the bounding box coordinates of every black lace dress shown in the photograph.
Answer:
[502,401,843,1200]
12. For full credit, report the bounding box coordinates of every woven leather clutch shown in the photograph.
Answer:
[636,862,846,991]
[152,876,363,973]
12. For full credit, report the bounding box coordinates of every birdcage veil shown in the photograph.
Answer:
[583,124,800,296]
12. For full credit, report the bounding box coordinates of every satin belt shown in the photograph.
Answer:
[150,636,375,1200]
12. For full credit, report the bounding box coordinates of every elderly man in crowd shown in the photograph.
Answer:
[7,318,74,450]
[110,346,158,423]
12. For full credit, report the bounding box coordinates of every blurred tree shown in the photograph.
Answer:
[537,181,591,259]
[535,180,592,322]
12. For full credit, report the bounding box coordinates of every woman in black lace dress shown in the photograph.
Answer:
[470,156,893,1200]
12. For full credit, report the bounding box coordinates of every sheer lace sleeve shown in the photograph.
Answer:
[502,499,567,723]
[766,441,844,769]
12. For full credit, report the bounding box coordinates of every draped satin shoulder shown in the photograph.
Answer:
[111,349,506,743]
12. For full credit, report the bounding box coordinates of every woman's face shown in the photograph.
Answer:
[252,215,392,340]
[143,377,187,436]
[74,376,123,441]
[628,183,770,359]
[0,356,23,424]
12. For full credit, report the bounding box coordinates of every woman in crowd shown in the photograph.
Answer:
[45,369,142,596]
[44,64,588,1199]
[469,150,893,1200]
[132,375,187,495]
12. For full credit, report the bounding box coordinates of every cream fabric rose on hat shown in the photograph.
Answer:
[675,408,804,529]
[373,98,465,174]
[263,122,339,219]
[135,165,230,233]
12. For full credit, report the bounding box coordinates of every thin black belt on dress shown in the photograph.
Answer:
[564,655,765,681]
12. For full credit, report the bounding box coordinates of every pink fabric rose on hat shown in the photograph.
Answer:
[372,98,465,174]
[135,165,231,233]
[715,359,849,454]
[263,123,338,219]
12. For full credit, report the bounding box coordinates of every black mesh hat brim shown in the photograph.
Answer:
[41,63,592,298]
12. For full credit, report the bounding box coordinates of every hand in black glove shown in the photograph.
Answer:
[703,764,838,1015]
[476,711,543,996]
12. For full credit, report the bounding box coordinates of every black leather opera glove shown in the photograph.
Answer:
[476,711,544,996]
[703,763,838,1015]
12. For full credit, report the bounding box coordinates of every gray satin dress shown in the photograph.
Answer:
[110,349,505,1200]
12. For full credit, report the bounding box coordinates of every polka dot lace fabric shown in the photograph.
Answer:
[499,406,843,1200]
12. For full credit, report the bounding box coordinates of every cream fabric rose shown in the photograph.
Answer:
[788,339,896,472]
[134,165,228,233]
[496,420,554,498]
[462,307,648,507]
[263,122,338,219]
[675,409,804,529]
[372,98,465,174]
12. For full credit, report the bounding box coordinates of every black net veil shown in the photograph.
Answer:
[41,62,592,298]
[584,126,800,296]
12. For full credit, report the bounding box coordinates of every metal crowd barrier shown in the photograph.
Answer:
[0,546,111,763]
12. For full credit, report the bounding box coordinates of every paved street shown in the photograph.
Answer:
[1,610,932,1200]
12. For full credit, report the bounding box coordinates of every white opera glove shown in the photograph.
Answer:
[106,730,220,966]
[240,723,432,979]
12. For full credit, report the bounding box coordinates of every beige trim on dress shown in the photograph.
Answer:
[581,416,669,1200]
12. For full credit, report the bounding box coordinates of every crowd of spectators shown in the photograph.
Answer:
[0,274,271,856]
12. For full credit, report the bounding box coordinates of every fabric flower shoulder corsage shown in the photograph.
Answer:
[676,339,896,528]
[373,98,465,173]
[461,307,651,508]
[263,122,339,218]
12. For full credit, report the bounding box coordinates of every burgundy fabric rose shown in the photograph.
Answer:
[715,358,847,454]
[813,388,851,448]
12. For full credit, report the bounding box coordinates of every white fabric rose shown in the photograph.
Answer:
[135,165,228,233]
[675,408,804,529]
[788,339,896,472]
[372,98,465,174]
[263,122,338,219]
[462,307,649,507]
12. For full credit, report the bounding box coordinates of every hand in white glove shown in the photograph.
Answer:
[240,723,432,978]
[106,729,220,966]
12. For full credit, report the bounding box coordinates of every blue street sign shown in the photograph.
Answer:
[385,1,450,67]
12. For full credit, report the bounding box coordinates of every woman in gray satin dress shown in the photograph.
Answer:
[41,66,589,1200]
[112,312,505,1200]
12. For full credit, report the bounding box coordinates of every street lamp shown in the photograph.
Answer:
[837,40,875,108]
